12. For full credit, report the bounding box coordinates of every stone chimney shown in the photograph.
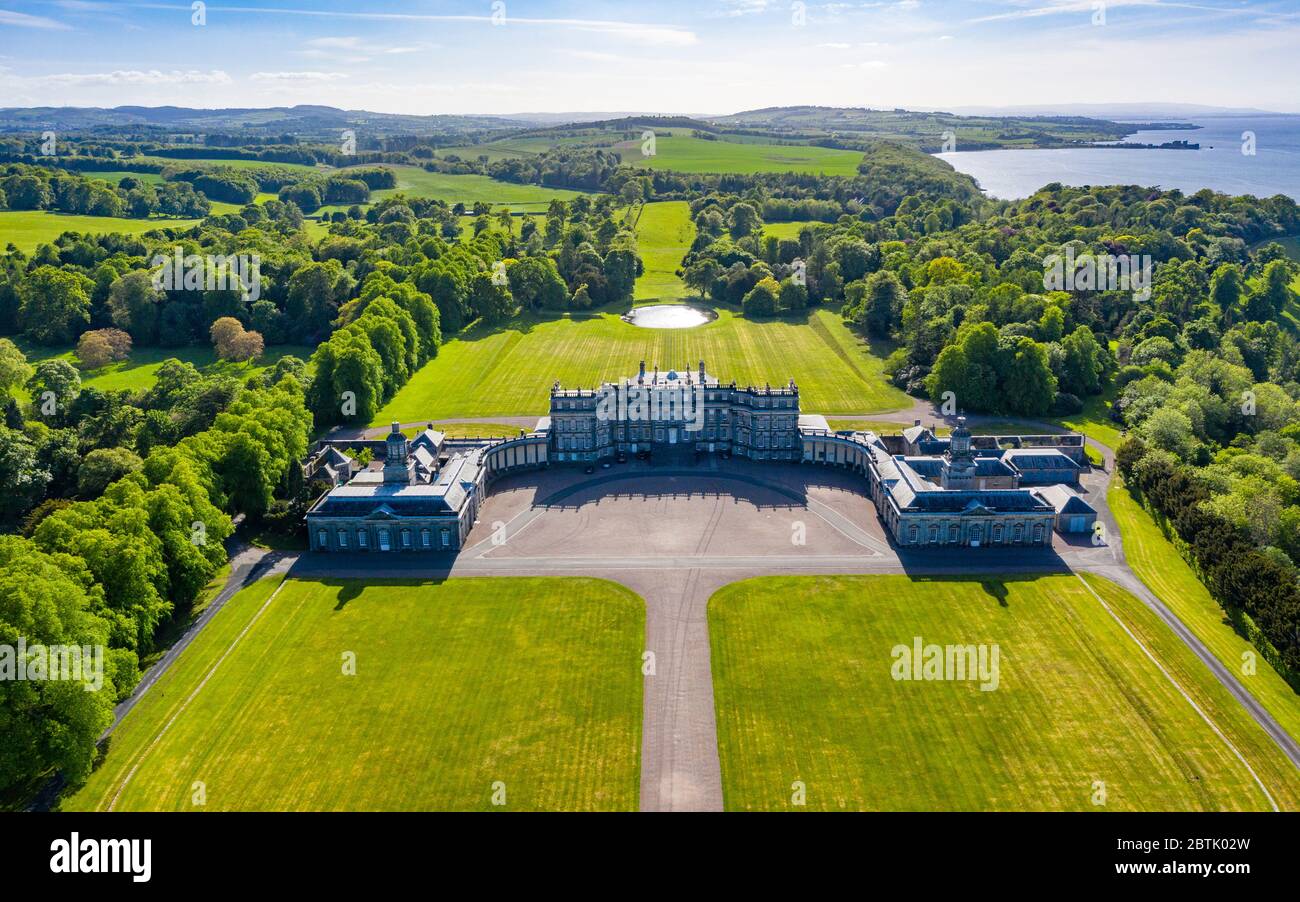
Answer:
[699,359,705,381]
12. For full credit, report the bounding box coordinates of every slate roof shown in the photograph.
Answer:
[1033,485,1097,516]
[310,451,481,519]
[1002,449,1083,471]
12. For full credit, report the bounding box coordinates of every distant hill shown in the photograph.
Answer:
[0,105,530,134]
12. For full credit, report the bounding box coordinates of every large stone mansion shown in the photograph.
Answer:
[305,364,1096,553]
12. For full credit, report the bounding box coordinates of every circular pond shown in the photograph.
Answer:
[621,304,717,329]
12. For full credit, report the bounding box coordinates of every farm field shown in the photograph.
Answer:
[709,573,1300,811]
[369,166,586,209]
[136,156,320,173]
[372,306,910,423]
[623,135,864,176]
[633,200,695,300]
[1109,481,1300,751]
[761,221,822,240]
[16,342,313,396]
[64,576,645,812]
[0,210,205,253]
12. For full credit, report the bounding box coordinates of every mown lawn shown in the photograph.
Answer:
[709,573,1300,811]
[372,306,909,423]
[0,210,205,254]
[369,166,585,209]
[1109,480,1300,752]
[64,576,645,812]
[15,342,313,397]
[634,200,695,300]
[623,135,863,176]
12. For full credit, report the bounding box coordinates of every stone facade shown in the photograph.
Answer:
[549,361,801,463]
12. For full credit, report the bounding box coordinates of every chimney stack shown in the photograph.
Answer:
[639,359,646,382]
[699,359,705,381]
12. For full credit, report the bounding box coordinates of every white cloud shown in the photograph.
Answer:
[32,69,231,85]
[0,8,71,29]
[250,71,349,82]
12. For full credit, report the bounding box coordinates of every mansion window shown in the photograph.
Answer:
[928,525,939,543]
[1013,525,1024,543]
[908,525,919,543]
[948,524,959,543]
[358,531,368,550]
[317,529,328,549]
[401,529,412,549]
[379,529,391,552]
[421,529,432,548]
[338,530,348,549]
[440,528,451,548]
[993,525,1003,543]
[1033,524,1045,543]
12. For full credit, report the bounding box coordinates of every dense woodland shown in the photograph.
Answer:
[3,126,1300,797]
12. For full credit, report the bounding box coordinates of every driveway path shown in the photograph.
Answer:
[116,403,1300,812]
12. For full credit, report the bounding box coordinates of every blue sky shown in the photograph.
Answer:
[1,0,1298,113]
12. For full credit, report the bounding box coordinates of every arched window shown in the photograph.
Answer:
[908,525,919,543]
[337,530,348,549]
[1013,524,1024,543]
[378,529,391,552]
[421,529,432,548]
[1033,524,1045,544]
[401,529,412,549]
[317,529,328,549]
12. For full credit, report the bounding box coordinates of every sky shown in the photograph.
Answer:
[1,0,1298,115]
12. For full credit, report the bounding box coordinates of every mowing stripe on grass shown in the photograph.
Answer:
[107,574,290,811]
[1075,573,1278,812]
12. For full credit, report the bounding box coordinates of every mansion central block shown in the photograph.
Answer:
[305,364,1095,553]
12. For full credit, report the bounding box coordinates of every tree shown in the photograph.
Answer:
[727,203,761,238]
[107,270,163,345]
[778,278,808,312]
[0,339,33,403]
[469,271,517,325]
[1210,263,1246,322]
[742,277,780,318]
[18,266,94,345]
[1003,337,1058,416]
[77,447,143,498]
[848,270,907,337]
[0,536,122,792]
[1058,326,1106,396]
[76,328,132,370]
[209,317,264,362]
[26,359,80,424]
[0,426,51,523]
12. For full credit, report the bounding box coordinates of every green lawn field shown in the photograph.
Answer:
[709,573,1300,811]
[623,135,863,176]
[634,200,695,300]
[0,210,205,254]
[17,342,313,396]
[64,576,645,812]
[1109,480,1300,752]
[372,306,909,423]
[369,166,585,209]
[762,221,821,240]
